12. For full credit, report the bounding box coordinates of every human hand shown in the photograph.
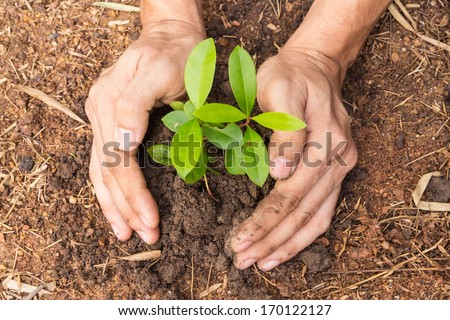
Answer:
[85,20,205,243]
[230,48,358,271]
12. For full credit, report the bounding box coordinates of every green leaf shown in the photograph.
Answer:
[183,147,208,184]
[252,112,306,131]
[170,119,203,178]
[225,147,246,175]
[185,38,216,108]
[203,123,243,150]
[242,127,269,187]
[170,101,185,111]
[194,103,247,123]
[162,111,189,132]
[229,46,256,116]
[184,100,196,120]
[147,144,171,166]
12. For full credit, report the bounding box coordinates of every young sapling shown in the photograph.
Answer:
[148,38,306,188]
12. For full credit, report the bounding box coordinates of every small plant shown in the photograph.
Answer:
[148,38,306,187]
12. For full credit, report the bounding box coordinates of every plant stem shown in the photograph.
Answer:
[203,174,219,202]
[239,117,251,128]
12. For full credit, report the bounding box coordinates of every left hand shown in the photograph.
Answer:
[230,47,358,271]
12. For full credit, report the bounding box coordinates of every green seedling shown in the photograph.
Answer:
[148,38,306,188]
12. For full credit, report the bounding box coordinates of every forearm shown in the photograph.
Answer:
[286,0,392,81]
[140,0,205,34]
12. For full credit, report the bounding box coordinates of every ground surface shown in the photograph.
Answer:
[0,0,449,300]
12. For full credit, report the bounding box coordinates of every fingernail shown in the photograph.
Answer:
[115,127,136,151]
[261,260,279,271]
[239,258,256,270]
[234,241,253,253]
[270,157,294,180]
[111,224,120,238]
[137,230,151,244]
[140,215,153,230]
[271,157,294,168]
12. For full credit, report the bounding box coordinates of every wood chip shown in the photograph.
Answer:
[92,2,140,12]
[417,34,450,53]
[394,0,417,31]
[439,14,449,27]
[117,250,161,262]
[108,20,130,27]
[437,245,449,257]
[0,233,5,243]
[391,52,400,62]
[199,283,222,299]
[411,172,450,212]
[266,23,278,31]
[2,278,51,295]
[15,85,86,125]
[388,4,415,32]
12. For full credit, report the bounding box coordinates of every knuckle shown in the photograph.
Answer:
[306,146,326,166]
[100,167,115,189]
[338,140,358,172]
[84,99,94,121]
[88,159,96,181]
[316,217,332,234]
[88,81,102,99]
[294,209,315,230]
[346,144,358,170]
[116,94,141,116]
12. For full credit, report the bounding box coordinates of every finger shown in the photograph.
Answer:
[91,113,160,244]
[257,187,340,271]
[114,65,172,151]
[234,169,339,269]
[231,128,353,253]
[257,64,307,180]
[89,146,133,241]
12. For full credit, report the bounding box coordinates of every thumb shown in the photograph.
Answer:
[114,75,158,151]
[257,78,307,180]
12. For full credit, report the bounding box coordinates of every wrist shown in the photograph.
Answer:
[140,0,205,36]
[283,34,349,86]
[279,46,344,89]
[284,0,392,83]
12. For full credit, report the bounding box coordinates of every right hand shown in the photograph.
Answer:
[85,22,205,243]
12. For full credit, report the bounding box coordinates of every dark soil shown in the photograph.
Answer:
[0,0,449,300]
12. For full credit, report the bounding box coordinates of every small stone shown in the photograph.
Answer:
[391,52,400,63]
[395,131,406,149]
[47,33,59,40]
[19,124,32,136]
[413,39,422,47]
[231,20,240,27]
[18,157,34,172]
[69,195,77,204]
[217,37,229,47]
[298,244,332,273]
[445,85,450,106]
[85,228,94,237]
